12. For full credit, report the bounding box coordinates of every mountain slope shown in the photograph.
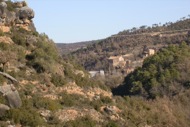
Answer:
[0,1,114,126]
[56,40,100,54]
[1,1,190,126]
[70,18,190,71]
[113,42,190,98]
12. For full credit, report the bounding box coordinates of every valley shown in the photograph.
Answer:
[0,0,190,126]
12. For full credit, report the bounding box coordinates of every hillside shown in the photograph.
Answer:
[56,40,101,54]
[113,43,190,98]
[112,43,190,126]
[0,1,117,126]
[1,1,190,127]
[70,18,190,73]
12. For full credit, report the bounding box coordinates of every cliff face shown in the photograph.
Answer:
[0,1,35,32]
[0,0,35,116]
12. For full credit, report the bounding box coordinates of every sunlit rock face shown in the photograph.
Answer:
[0,1,36,32]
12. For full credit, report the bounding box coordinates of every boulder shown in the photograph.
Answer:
[0,2,7,8]
[103,105,121,115]
[0,1,36,31]
[0,104,10,116]
[6,90,22,108]
[18,6,34,20]
[0,84,22,108]
[0,2,7,22]
[0,2,7,14]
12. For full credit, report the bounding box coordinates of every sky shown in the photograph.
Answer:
[26,0,190,43]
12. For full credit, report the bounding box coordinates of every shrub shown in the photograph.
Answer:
[60,93,82,107]
[6,0,16,12]
[63,116,96,127]
[105,121,119,127]
[0,43,9,50]
[51,74,67,87]
[33,96,62,111]
[2,108,45,126]
[0,29,4,36]
[0,75,6,84]
[12,33,26,46]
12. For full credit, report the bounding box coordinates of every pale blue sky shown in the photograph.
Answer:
[27,0,190,43]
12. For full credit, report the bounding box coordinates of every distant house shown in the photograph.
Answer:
[89,71,99,77]
[123,54,133,67]
[108,56,124,66]
[142,48,155,58]
[99,70,105,76]
[108,56,125,68]
[108,54,133,69]
[148,49,155,55]
[89,70,105,78]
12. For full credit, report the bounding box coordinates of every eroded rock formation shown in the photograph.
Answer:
[0,1,35,32]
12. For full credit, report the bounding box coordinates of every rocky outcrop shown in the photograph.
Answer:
[18,6,34,20]
[14,1,27,8]
[0,2,7,17]
[0,1,35,32]
[0,71,21,116]
[0,2,7,26]
[0,84,22,108]
[0,104,10,116]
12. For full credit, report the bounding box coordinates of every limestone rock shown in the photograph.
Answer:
[0,1,36,31]
[6,90,22,108]
[0,36,14,44]
[40,110,51,118]
[15,1,26,8]
[0,2,7,8]
[0,25,10,32]
[103,105,121,115]
[0,84,22,108]
[18,6,34,20]
[0,2,7,17]
[0,104,10,116]
[0,2,7,25]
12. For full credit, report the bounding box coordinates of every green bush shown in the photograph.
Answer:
[26,39,60,73]
[12,33,26,46]
[0,43,9,50]
[33,96,62,111]
[0,95,7,104]
[63,116,96,127]
[6,0,16,12]
[51,74,67,87]
[60,93,84,107]
[105,121,119,127]
[2,108,45,126]
[0,29,4,36]
[0,75,6,84]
